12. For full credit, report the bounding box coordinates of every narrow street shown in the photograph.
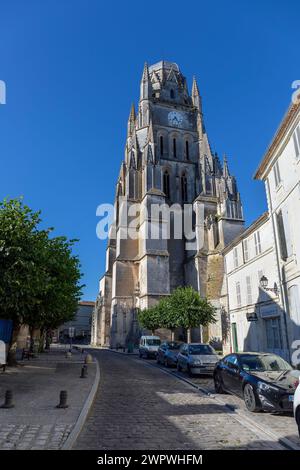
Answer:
[74,351,297,450]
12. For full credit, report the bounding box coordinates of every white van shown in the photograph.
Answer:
[139,336,161,359]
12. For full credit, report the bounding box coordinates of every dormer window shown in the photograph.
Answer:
[170,89,175,99]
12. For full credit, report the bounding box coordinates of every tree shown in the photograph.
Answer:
[167,286,216,342]
[0,198,83,362]
[137,306,161,334]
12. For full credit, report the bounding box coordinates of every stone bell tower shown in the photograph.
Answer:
[92,61,244,348]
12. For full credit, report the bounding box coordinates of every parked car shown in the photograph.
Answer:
[214,352,300,413]
[139,335,161,359]
[177,343,219,376]
[157,341,181,367]
[294,382,300,437]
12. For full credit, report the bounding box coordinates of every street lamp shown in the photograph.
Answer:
[259,276,279,295]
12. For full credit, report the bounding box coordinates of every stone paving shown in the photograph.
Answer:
[74,350,287,450]
[0,347,96,450]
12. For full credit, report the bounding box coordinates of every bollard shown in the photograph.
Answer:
[80,364,88,378]
[56,390,69,409]
[84,354,93,364]
[1,390,14,409]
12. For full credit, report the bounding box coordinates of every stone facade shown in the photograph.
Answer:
[93,61,244,348]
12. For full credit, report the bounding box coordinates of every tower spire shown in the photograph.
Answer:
[127,103,136,136]
[192,76,202,111]
[140,62,152,101]
[223,154,230,178]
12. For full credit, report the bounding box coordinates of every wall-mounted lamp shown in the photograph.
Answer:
[259,276,279,295]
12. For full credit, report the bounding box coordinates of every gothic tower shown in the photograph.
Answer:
[92,61,244,348]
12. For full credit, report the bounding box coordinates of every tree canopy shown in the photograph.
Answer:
[0,198,83,335]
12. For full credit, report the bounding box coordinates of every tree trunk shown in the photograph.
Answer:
[7,323,20,366]
[38,328,45,353]
[29,326,35,353]
[187,328,192,343]
[45,329,52,350]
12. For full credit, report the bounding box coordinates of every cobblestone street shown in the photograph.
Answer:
[74,351,297,450]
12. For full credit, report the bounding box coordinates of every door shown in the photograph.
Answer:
[232,323,238,352]
[222,354,240,393]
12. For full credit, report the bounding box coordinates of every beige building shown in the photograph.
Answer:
[92,61,244,348]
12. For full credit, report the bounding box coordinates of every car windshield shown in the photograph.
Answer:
[146,339,161,346]
[188,345,216,355]
[240,354,292,372]
[167,342,181,350]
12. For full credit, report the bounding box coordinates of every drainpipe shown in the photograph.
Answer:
[266,178,291,362]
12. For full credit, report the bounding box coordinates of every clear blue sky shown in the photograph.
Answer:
[0,0,298,300]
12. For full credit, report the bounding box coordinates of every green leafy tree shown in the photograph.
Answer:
[167,286,216,342]
[0,198,83,362]
[137,306,161,334]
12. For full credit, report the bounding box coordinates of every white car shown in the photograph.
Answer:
[139,335,161,359]
[294,381,300,437]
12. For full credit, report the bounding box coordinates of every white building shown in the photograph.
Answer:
[223,212,289,359]
[255,99,300,360]
[223,99,300,362]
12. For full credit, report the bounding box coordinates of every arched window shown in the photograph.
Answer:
[173,138,177,158]
[170,89,175,99]
[163,171,170,199]
[185,140,189,160]
[181,174,188,202]
[160,136,164,156]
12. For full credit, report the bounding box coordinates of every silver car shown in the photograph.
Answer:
[177,343,219,376]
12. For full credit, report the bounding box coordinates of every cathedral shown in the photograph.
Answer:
[91,61,244,348]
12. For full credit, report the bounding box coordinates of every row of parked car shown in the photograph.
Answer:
[139,335,300,436]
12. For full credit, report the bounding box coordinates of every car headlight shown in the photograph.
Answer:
[257,381,279,393]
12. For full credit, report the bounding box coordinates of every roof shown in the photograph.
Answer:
[149,61,180,73]
[222,211,269,255]
[254,100,300,180]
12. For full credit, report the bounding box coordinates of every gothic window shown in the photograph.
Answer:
[163,171,170,199]
[173,138,177,158]
[181,174,188,202]
[185,140,190,160]
[170,89,175,99]
[160,136,164,156]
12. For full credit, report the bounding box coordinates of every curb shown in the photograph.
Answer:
[61,357,100,450]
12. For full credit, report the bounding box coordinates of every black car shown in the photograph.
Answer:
[157,341,181,367]
[213,352,300,413]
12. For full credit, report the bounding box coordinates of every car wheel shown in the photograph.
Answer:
[177,362,182,372]
[164,358,169,368]
[214,372,224,393]
[187,365,193,377]
[156,355,160,364]
[296,407,300,437]
[243,383,261,412]
[139,351,142,358]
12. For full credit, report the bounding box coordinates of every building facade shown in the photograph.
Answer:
[93,61,244,348]
[59,301,95,344]
[223,213,290,359]
[254,100,300,361]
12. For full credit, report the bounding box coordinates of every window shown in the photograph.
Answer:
[173,138,177,158]
[160,136,164,156]
[233,247,239,268]
[276,209,292,260]
[246,276,252,305]
[244,239,249,262]
[181,174,188,202]
[236,282,242,307]
[293,125,300,159]
[254,231,261,255]
[163,171,170,199]
[170,89,175,99]
[273,161,282,187]
[185,140,190,160]
[265,318,282,350]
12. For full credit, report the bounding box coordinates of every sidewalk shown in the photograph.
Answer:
[0,346,98,450]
